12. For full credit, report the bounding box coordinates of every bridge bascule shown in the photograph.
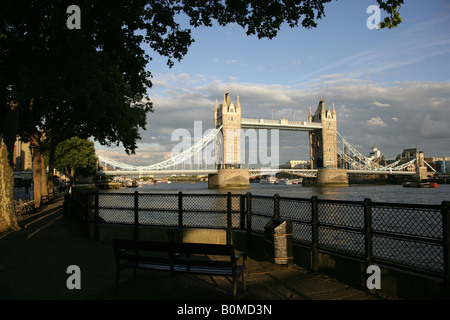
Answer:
[97,91,423,188]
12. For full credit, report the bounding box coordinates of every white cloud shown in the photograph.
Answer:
[371,101,391,108]
[97,74,450,165]
[366,117,388,127]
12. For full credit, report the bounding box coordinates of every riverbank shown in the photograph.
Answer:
[0,198,383,303]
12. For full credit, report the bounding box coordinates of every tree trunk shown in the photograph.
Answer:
[27,130,49,208]
[47,142,57,196]
[0,100,21,233]
[31,146,48,208]
[0,138,21,232]
[39,152,48,197]
[32,150,42,208]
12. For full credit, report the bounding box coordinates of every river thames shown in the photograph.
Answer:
[115,182,450,205]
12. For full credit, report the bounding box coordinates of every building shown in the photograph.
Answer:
[427,157,450,173]
[13,137,33,172]
[280,160,309,169]
[396,147,424,167]
[368,145,381,161]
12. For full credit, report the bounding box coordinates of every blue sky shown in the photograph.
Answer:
[97,0,450,167]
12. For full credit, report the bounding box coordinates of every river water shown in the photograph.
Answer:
[114,182,450,205]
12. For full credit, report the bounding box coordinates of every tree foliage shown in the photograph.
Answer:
[0,0,404,232]
[377,0,403,29]
[54,137,98,184]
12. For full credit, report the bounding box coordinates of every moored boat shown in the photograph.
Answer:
[278,179,292,185]
[403,182,438,188]
[429,182,438,188]
[260,176,278,184]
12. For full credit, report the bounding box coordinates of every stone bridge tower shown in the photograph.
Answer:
[309,98,338,169]
[210,90,248,189]
[308,98,348,186]
[214,90,242,168]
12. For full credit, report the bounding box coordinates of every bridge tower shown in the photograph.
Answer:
[214,90,241,167]
[308,98,348,186]
[309,98,338,169]
[209,90,249,189]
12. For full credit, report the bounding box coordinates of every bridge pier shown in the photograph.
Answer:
[304,169,349,187]
[208,169,250,189]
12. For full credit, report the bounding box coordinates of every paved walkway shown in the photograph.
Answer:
[0,198,386,301]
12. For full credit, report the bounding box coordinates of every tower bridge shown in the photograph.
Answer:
[97,90,422,188]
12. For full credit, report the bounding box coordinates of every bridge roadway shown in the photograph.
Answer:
[97,168,416,177]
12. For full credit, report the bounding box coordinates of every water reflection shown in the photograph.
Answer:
[115,182,450,205]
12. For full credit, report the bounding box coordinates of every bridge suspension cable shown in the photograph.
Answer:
[98,125,222,171]
[336,131,416,172]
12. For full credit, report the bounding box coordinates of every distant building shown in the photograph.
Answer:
[368,145,381,161]
[13,137,32,172]
[280,160,309,169]
[427,156,450,173]
[396,147,424,168]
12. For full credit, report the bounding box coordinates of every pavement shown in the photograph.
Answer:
[0,197,388,302]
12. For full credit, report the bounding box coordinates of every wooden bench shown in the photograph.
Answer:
[112,239,247,297]
[14,199,35,216]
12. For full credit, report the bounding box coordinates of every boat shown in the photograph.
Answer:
[429,182,438,188]
[260,176,278,184]
[278,179,292,185]
[402,182,438,188]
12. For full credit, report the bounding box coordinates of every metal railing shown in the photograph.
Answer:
[69,189,450,283]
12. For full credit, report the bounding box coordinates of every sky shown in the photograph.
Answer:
[96,0,450,168]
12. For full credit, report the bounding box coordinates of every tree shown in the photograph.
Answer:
[0,1,404,232]
[54,137,98,187]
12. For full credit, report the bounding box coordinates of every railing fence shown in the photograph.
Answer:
[69,189,450,284]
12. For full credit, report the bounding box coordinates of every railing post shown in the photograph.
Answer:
[364,198,373,267]
[274,194,280,218]
[82,192,90,236]
[178,191,183,228]
[239,194,245,230]
[246,192,253,250]
[227,192,232,245]
[442,201,450,294]
[94,191,99,241]
[83,192,89,223]
[311,196,319,273]
[363,198,374,288]
[134,191,139,242]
